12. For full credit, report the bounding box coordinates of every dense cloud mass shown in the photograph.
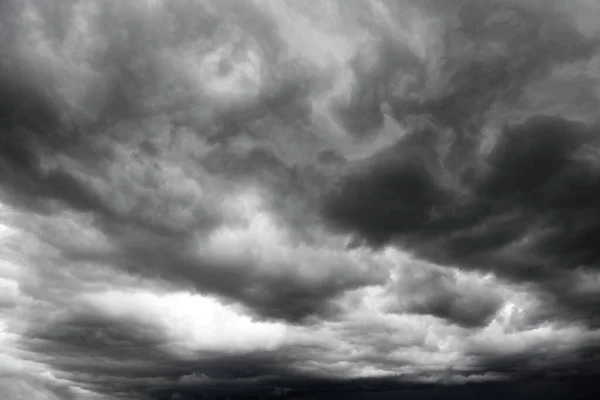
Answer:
[2,0,600,398]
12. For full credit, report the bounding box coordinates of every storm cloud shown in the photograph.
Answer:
[2,0,600,398]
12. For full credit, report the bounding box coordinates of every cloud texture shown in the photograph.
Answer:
[2,0,600,398]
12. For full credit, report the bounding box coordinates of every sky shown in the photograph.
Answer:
[1,0,600,399]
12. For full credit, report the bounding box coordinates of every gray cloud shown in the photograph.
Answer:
[322,115,600,326]
[386,262,504,328]
[320,2,600,330]
[2,0,600,398]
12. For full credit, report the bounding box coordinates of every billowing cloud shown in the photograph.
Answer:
[2,0,600,398]
[323,114,600,326]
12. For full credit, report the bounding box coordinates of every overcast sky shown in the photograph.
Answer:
[2,0,600,399]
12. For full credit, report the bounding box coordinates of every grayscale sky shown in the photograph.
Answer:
[1,0,600,399]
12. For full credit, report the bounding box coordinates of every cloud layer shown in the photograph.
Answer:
[2,0,600,398]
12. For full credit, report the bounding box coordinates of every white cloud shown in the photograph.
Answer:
[79,289,289,355]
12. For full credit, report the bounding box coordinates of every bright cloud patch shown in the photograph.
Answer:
[80,290,288,354]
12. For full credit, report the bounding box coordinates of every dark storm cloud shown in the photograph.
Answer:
[3,0,600,399]
[322,113,600,325]
[287,378,600,400]
[0,60,105,214]
[146,375,600,400]
[319,0,600,334]
[389,264,503,328]
[467,339,600,389]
